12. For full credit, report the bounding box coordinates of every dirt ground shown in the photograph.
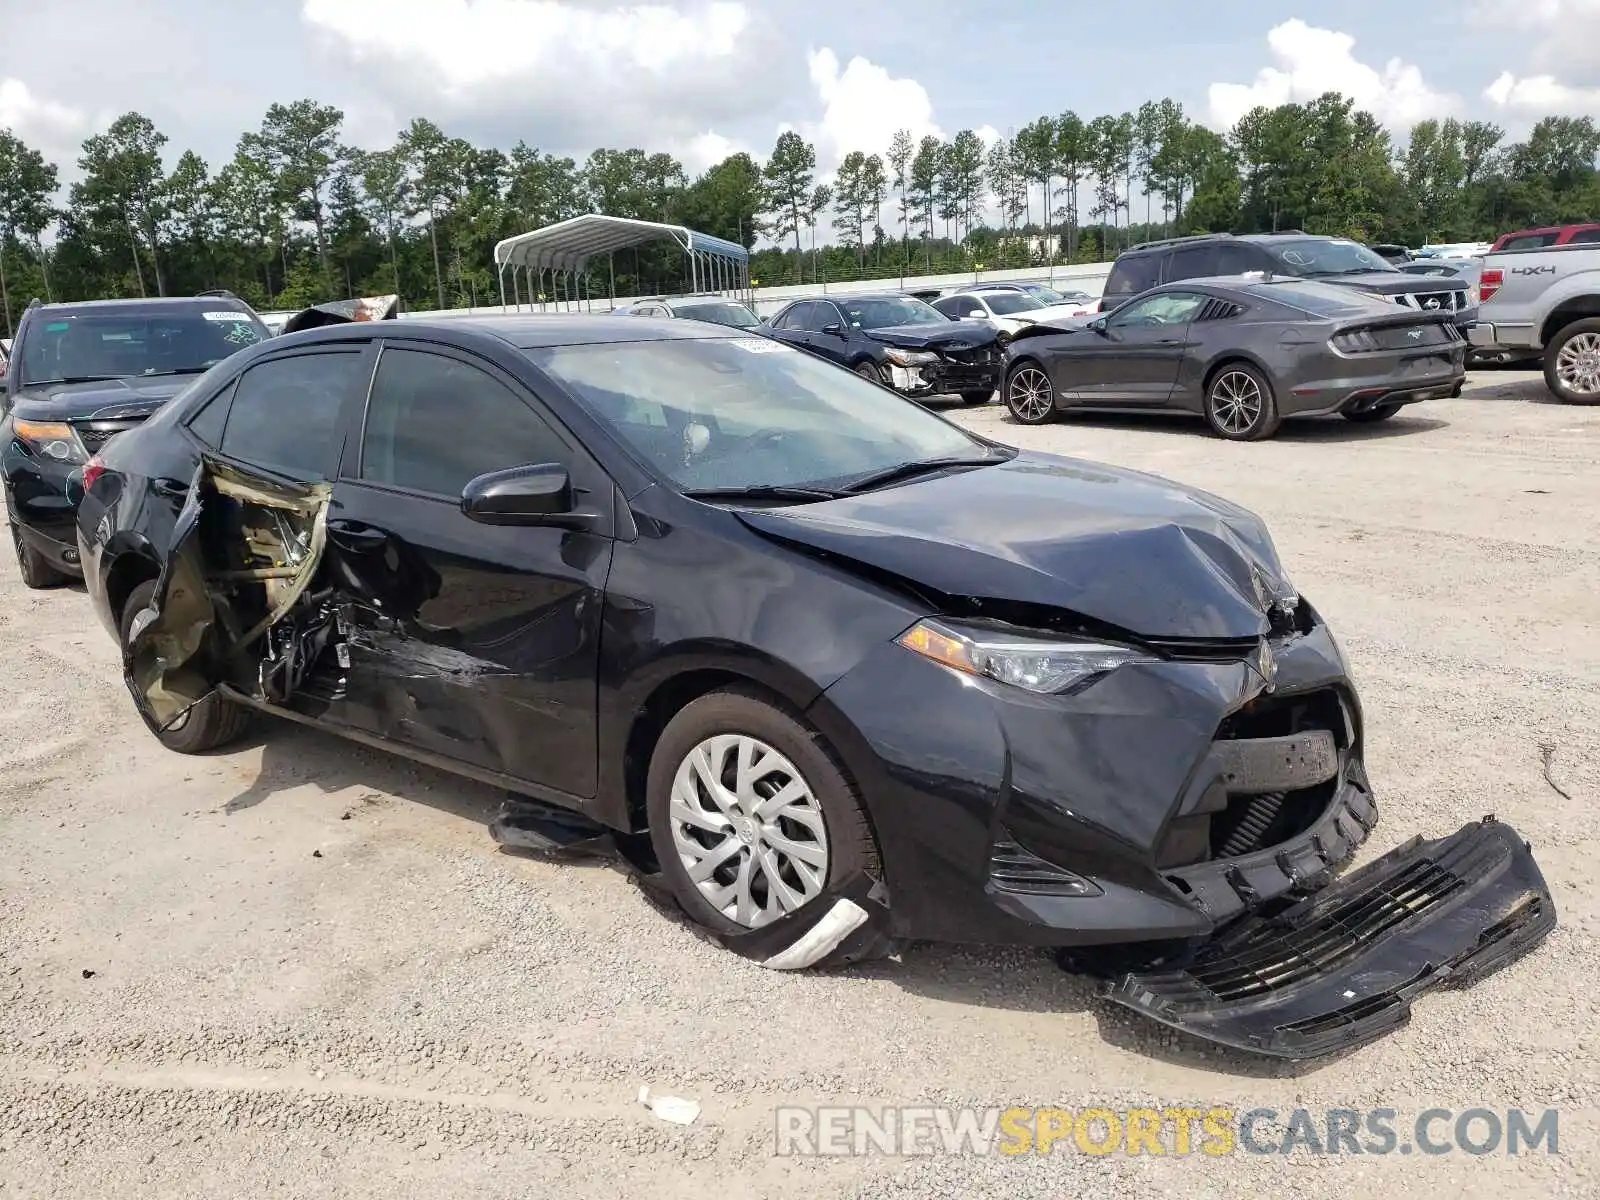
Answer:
[2,370,1597,1198]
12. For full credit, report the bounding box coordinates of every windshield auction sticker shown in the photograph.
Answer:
[201,311,254,322]
[731,337,794,353]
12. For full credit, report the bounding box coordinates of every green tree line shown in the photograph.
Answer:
[0,92,1596,331]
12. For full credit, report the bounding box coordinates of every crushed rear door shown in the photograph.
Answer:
[124,458,332,729]
[1104,817,1556,1059]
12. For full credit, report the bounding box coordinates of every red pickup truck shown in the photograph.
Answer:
[1490,223,1600,252]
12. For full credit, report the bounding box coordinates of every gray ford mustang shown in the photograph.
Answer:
[1001,276,1467,440]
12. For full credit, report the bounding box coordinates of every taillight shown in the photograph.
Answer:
[1479,268,1503,303]
[81,456,106,492]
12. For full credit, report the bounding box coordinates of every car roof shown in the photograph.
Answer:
[277,313,744,351]
[26,296,258,315]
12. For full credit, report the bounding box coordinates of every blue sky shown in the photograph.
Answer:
[0,0,1593,183]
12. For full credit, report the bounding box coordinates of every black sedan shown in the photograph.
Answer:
[75,315,1551,1055]
[4,295,270,586]
[1001,277,1467,440]
[763,292,1000,403]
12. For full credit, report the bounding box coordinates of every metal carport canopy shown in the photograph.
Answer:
[493,214,748,274]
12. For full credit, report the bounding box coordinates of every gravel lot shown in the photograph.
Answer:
[3,369,1597,1198]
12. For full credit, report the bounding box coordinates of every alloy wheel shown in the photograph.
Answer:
[667,733,830,928]
[1007,366,1054,422]
[1209,370,1264,435]
[1556,331,1600,397]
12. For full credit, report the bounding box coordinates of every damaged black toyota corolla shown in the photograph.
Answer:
[76,315,1554,1059]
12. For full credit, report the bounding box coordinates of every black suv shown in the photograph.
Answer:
[1101,233,1473,333]
[3,292,270,586]
[763,292,1000,404]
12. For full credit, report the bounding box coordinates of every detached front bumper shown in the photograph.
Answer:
[883,351,1003,398]
[1106,816,1556,1058]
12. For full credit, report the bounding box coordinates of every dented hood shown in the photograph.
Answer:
[735,452,1293,640]
[865,320,998,351]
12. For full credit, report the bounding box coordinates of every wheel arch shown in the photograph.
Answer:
[1540,299,1600,349]
[104,546,162,626]
[1201,353,1274,397]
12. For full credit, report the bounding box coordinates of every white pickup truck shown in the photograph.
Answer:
[1468,243,1600,403]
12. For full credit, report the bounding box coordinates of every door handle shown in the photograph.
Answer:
[327,519,389,549]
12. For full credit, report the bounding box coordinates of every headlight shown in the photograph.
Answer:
[11,419,87,464]
[883,347,938,366]
[896,618,1156,694]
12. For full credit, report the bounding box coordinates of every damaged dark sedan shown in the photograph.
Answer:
[763,292,1000,403]
[76,315,1554,1059]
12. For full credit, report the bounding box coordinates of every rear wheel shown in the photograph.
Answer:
[645,686,883,952]
[1342,403,1401,423]
[1004,362,1058,425]
[10,520,69,589]
[120,580,251,754]
[1544,319,1600,405]
[1204,364,1282,440]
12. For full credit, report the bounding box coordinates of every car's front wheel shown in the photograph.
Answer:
[1204,363,1282,440]
[1004,362,1058,424]
[1544,318,1600,405]
[854,361,885,385]
[1342,403,1401,423]
[646,686,882,944]
[10,520,69,589]
[120,580,251,754]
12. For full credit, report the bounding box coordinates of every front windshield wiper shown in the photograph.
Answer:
[20,374,125,386]
[683,484,845,504]
[841,452,1000,494]
[140,367,213,377]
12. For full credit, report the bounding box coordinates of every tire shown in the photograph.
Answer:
[959,390,992,405]
[10,519,69,589]
[1203,363,1282,440]
[1342,403,1401,424]
[1543,318,1600,405]
[120,580,251,754]
[854,361,885,385]
[1004,361,1058,425]
[645,685,882,943]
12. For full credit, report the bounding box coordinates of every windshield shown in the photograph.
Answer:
[674,301,760,329]
[837,296,944,329]
[20,308,268,386]
[527,336,985,493]
[981,292,1043,315]
[1019,285,1066,304]
[1265,238,1395,278]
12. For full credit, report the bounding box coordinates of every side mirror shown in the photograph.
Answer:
[965,310,986,320]
[1089,317,1109,335]
[823,323,849,337]
[461,462,579,527]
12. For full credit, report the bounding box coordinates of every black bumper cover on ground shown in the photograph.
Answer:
[1103,816,1556,1059]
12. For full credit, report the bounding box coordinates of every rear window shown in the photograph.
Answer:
[1499,233,1559,251]
[673,302,760,329]
[1256,282,1377,318]
[980,292,1042,315]
[1104,254,1161,297]
[18,306,268,387]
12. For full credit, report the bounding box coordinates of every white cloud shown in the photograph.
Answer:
[1471,1,1600,80]
[1207,20,1457,131]
[670,130,752,175]
[302,0,790,155]
[1484,70,1600,114]
[802,47,944,167]
[0,78,94,165]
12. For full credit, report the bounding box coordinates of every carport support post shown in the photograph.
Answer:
[497,262,507,311]
[608,252,616,309]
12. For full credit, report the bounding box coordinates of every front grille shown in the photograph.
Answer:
[1393,289,1467,313]
[73,418,144,453]
[942,346,1000,367]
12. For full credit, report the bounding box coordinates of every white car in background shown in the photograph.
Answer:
[931,287,1095,339]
